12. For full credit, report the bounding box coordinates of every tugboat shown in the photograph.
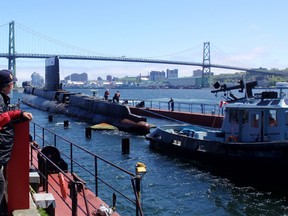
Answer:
[21,56,151,135]
[146,80,288,188]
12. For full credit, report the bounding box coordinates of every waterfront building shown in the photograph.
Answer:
[167,76,202,88]
[193,69,203,77]
[150,70,165,81]
[64,72,88,84]
[106,75,112,82]
[167,69,178,79]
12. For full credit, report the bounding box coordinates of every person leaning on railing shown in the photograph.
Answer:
[0,69,33,212]
[168,97,174,111]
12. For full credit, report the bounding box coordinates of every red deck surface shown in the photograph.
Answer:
[30,146,119,216]
[38,174,119,216]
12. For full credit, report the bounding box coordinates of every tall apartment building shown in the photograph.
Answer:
[64,72,88,83]
[193,69,203,77]
[150,71,166,81]
[106,75,112,82]
[167,69,178,79]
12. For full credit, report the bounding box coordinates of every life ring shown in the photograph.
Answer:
[227,135,238,142]
[58,173,68,200]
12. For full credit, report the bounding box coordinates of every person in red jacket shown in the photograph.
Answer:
[0,69,33,212]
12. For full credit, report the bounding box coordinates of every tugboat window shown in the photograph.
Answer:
[269,110,277,127]
[229,109,238,123]
[252,114,259,128]
[241,110,249,124]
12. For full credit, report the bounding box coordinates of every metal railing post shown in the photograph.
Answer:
[30,145,33,166]
[70,142,73,173]
[33,122,36,141]
[44,159,49,192]
[42,127,45,147]
[131,177,143,216]
[54,134,57,147]
[95,156,98,197]
[70,182,78,216]
[135,176,141,216]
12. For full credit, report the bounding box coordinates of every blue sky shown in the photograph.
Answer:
[0,0,287,83]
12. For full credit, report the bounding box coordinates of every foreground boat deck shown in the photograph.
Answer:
[36,174,119,216]
[30,144,119,216]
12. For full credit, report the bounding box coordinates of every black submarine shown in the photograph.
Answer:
[21,56,151,135]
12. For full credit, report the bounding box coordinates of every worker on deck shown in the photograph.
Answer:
[113,91,120,103]
[168,98,174,111]
[104,89,109,100]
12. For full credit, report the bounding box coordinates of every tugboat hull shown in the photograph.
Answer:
[147,126,288,188]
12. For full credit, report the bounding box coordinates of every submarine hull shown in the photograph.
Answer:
[22,92,150,135]
[21,56,150,135]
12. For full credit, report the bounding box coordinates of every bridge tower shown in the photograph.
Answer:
[8,21,16,78]
[202,42,211,87]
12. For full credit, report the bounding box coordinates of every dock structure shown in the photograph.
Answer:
[130,106,223,128]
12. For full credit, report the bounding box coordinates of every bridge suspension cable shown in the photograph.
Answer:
[142,43,203,61]
[1,21,271,87]
[210,43,251,69]
[14,22,116,57]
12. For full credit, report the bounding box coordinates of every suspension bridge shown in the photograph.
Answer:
[0,21,281,86]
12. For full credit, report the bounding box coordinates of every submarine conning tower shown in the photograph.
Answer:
[45,56,60,91]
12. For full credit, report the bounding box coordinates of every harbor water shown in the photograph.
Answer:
[12,88,288,216]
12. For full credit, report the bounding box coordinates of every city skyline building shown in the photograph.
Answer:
[150,70,166,81]
[64,72,88,83]
[167,69,178,79]
[106,75,112,82]
[193,69,203,77]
